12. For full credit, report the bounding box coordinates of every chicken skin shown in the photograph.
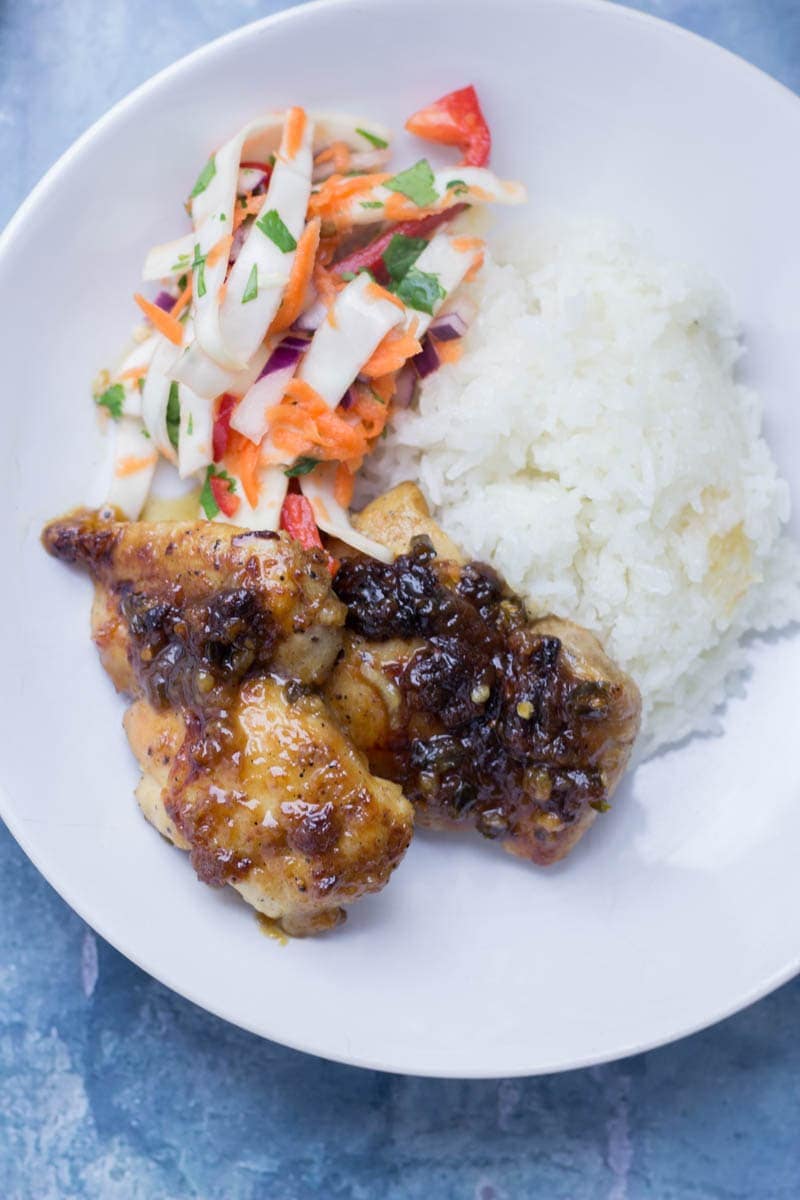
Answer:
[42,510,412,934]
[327,485,641,865]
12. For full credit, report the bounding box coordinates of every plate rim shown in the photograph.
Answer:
[3,0,800,1077]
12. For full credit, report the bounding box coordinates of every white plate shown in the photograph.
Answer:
[2,0,799,1078]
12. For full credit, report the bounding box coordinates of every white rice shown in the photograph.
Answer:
[362,219,800,755]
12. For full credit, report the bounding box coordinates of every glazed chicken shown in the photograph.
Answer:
[42,510,413,935]
[326,484,641,865]
[43,483,640,935]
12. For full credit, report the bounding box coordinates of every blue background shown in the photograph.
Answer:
[2,2,799,1196]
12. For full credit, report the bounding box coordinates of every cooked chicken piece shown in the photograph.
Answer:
[328,484,641,865]
[42,509,413,934]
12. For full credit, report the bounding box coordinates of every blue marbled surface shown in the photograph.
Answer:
[2,2,800,1196]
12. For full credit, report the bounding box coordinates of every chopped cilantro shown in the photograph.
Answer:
[385,159,438,208]
[268,153,276,166]
[137,376,145,394]
[394,267,446,315]
[446,178,469,196]
[356,127,389,150]
[189,156,217,199]
[95,383,124,420]
[177,273,188,290]
[219,213,226,221]
[187,413,194,436]
[200,465,236,519]
[340,271,356,282]
[284,457,319,478]
[370,389,386,405]
[240,196,248,209]
[192,243,207,298]
[242,263,259,303]
[360,200,384,210]
[383,234,427,282]
[166,382,180,449]
[256,209,297,252]
[141,428,151,439]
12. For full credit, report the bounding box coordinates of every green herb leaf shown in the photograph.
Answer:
[284,457,319,478]
[192,243,207,298]
[200,465,237,520]
[187,413,194,436]
[385,159,438,208]
[256,209,297,252]
[242,263,259,303]
[370,389,386,405]
[446,177,469,196]
[170,253,191,272]
[383,234,428,282]
[356,127,389,150]
[137,376,146,394]
[394,267,446,315]
[177,273,188,290]
[95,383,125,420]
[340,271,356,282]
[190,156,217,199]
[360,200,384,210]
[166,382,180,449]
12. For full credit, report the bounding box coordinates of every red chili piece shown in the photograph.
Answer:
[212,393,238,462]
[405,84,491,167]
[279,493,324,552]
[210,474,240,518]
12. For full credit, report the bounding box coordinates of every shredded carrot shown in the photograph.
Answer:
[314,141,352,174]
[206,234,233,268]
[233,194,266,230]
[369,372,396,404]
[334,463,354,508]
[283,107,307,159]
[134,293,184,346]
[116,453,157,477]
[383,193,442,222]
[268,379,369,462]
[227,430,261,507]
[349,387,389,439]
[269,218,321,335]
[435,337,464,365]
[170,277,193,320]
[366,281,406,312]
[217,281,228,304]
[360,324,421,378]
[308,172,391,223]
[118,366,147,384]
[465,251,484,282]
[451,236,484,254]
[312,260,345,311]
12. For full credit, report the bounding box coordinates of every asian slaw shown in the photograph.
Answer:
[94,86,525,560]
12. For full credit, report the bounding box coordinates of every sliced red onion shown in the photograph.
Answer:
[259,337,308,378]
[428,312,468,342]
[392,364,417,410]
[339,386,356,411]
[229,222,249,266]
[429,295,478,340]
[232,350,304,446]
[153,290,175,312]
[412,337,440,380]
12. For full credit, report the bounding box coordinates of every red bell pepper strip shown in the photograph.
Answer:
[209,473,240,519]
[279,493,324,552]
[212,393,238,462]
[332,205,468,281]
[405,85,491,167]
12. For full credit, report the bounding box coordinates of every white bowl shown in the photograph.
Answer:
[2,0,799,1077]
